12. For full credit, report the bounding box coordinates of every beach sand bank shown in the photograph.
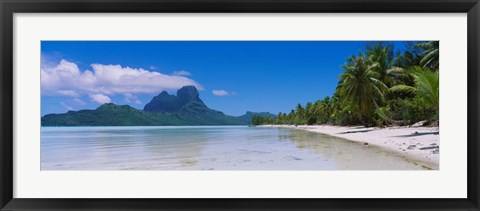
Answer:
[261,125,439,170]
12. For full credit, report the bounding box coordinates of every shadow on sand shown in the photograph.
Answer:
[394,131,439,137]
[338,129,374,134]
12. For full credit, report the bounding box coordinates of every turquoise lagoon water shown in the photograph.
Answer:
[41,126,426,170]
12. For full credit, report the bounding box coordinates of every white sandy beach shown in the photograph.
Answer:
[262,125,439,170]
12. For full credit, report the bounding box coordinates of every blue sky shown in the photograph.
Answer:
[41,41,408,116]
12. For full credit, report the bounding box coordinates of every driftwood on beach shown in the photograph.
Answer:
[419,146,439,150]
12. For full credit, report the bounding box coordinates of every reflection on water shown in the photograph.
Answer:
[41,126,426,170]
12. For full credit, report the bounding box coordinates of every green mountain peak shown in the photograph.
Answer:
[41,86,275,126]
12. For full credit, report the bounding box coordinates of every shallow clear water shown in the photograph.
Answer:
[41,126,426,170]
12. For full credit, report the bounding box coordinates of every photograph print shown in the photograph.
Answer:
[41,41,439,170]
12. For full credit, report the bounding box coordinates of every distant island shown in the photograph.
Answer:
[41,86,275,126]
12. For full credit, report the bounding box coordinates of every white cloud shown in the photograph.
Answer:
[149,65,157,70]
[60,102,74,111]
[123,93,142,105]
[41,59,202,99]
[89,93,111,104]
[57,90,79,97]
[212,90,230,96]
[172,70,191,76]
[73,98,86,105]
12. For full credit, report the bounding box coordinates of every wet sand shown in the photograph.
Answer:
[261,125,439,170]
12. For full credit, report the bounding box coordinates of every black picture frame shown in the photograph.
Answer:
[1,0,479,210]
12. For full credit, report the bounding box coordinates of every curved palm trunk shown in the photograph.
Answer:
[371,96,406,126]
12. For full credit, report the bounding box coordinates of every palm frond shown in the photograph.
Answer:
[389,84,416,94]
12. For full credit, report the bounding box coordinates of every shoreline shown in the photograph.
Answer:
[261,124,439,170]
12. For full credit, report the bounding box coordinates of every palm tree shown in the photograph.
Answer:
[288,109,295,124]
[294,103,306,125]
[388,42,423,90]
[312,97,332,124]
[276,112,284,124]
[367,43,395,87]
[305,102,316,125]
[338,53,388,125]
[416,41,439,70]
[305,102,314,116]
[322,96,331,115]
[391,50,421,69]
[295,103,305,118]
[389,66,439,113]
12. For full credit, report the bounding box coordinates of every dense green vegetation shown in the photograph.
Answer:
[253,41,439,127]
[42,103,249,126]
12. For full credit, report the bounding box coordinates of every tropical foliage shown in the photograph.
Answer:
[253,41,439,127]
